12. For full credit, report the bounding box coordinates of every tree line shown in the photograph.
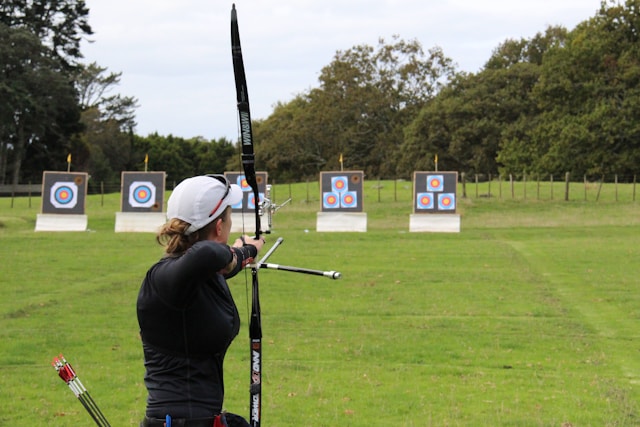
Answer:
[2,0,639,191]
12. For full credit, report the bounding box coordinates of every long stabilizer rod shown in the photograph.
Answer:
[258,263,341,280]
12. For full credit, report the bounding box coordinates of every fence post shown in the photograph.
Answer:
[475,174,479,198]
[564,172,570,201]
[596,174,604,202]
[461,172,466,198]
[510,174,514,199]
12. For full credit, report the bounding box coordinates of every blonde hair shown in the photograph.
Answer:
[157,207,230,255]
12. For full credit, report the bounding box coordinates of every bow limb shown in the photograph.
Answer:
[231,5,262,426]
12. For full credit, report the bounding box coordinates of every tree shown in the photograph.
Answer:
[253,36,456,180]
[509,0,640,178]
[0,23,81,185]
[0,0,92,66]
[0,0,92,184]
[75,62,138,131]
[401,25,570,177]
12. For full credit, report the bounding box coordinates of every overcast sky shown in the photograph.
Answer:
[80,1,603,141]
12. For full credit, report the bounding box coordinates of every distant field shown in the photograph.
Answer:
[1,180,638,426]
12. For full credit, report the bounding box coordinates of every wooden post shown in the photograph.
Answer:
[510,174,514,199]
[596,174,604,202]
[475,174,479,198]
[394,178,397,202]
[461,172,466,198]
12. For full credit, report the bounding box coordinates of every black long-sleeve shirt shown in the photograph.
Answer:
[137,240,256,418]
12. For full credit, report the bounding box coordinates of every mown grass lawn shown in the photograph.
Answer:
[1,180,638,426]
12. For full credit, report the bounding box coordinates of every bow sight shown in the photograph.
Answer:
[259,184,291,234]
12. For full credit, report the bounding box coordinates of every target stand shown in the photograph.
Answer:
[316,212,367,232]
[409,214,460,232]
[35,214,88,232]
[115,172,166,233]
[35,171,89,232]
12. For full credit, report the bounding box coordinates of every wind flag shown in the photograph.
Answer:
[434,154,438,172]
[144,153,149,172]
[339,153,343,171]
[67,154,71,172]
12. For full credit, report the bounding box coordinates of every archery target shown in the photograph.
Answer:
[416,192,434,210]
[50,182,78,209]
[427,175,444,192]
[224,172,268,213]
[341,191,358,208]
[323,192,340,209]
[41,171,88,214]
[128,181,156,208]
[413,171,458,214]
[332,176,348,193]
[438,193,456,210]
[120,172,165,212]
[320,171,364,212]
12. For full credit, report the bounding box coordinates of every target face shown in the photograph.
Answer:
[128,181,156,208]
[247,192,265,210]
[427,175,444,192]
[341,191,357,208]
[416,192,434,209]
[332,176,348,193]
[50,182,78,209]
[323,192,340,209]
[438,193,456,210]
[237,175,251,192]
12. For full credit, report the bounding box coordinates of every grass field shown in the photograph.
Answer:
[1,179,639,426]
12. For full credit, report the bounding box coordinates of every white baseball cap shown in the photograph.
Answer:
[167,175,243,235]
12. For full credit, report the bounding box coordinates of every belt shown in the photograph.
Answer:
[141,416,218,427]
